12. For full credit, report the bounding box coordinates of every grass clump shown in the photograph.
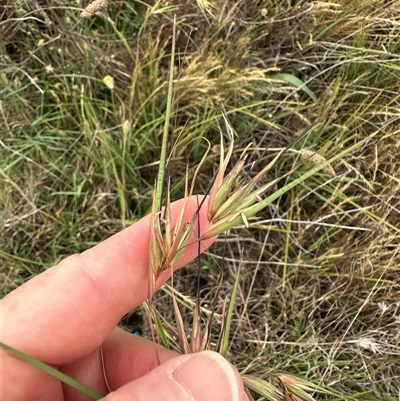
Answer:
[1,0,400,400]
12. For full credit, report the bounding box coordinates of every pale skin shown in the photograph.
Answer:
[1,197,249,401]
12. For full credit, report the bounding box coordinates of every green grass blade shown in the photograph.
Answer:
[154,15,176,212]
[219,262,241,358]
[154,308,171,350]
[244,139,366,221]
[0,341,103,400]
[142,301,171,350]
[272,73,317,102]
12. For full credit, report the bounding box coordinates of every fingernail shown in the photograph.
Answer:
[172,351,241,401]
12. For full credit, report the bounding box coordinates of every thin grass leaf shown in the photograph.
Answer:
[272,73,317,102]
[219,262,241,358]
[195,0,216,18]
[240,140,361,216]
[242,375,283,401]
[141,301,171,350]
[171,285,191,354]
[0,341,102,400]
[155,311,171,350]
[190,302,202,353]
[200,320,210,351]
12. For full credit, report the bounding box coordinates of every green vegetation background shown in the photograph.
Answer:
[1,1,400,399]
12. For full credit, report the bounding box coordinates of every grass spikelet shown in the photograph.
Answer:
[242,375,283,400]
[300,149,336,176]
[80,0,108,18]
[201,128,360,240]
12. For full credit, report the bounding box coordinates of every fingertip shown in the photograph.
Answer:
[102,351,247,401]
[172,351,245,401]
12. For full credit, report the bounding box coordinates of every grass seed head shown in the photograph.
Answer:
[276,373,319,401]
[300,149,336,176]
[207,158,246,222]
[80,0,108,18]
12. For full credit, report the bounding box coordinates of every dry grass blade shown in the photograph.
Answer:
[190,303,202,353]
[242,375,283,401]
[171,284,191,355]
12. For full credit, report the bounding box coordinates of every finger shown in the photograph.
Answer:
[102,351,249,401]
[103,328,178,388]
[1,196,215,365]
[1,328,180,401]
[61,327,179,401]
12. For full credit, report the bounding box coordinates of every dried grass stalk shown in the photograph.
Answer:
[80,0,108,18]
[300,149,336,176]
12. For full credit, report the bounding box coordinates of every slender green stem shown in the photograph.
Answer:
[0,341,103,400]
[154,15,176,212]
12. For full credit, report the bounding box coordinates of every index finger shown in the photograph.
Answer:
[2,196,215,365]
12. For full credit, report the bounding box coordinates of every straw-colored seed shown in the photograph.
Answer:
[80,0,108,18]
[300,149,336,176]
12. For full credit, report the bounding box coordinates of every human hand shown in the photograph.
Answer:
[1,197,248,401]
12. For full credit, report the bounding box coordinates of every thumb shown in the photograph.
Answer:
[102,351,248,401]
